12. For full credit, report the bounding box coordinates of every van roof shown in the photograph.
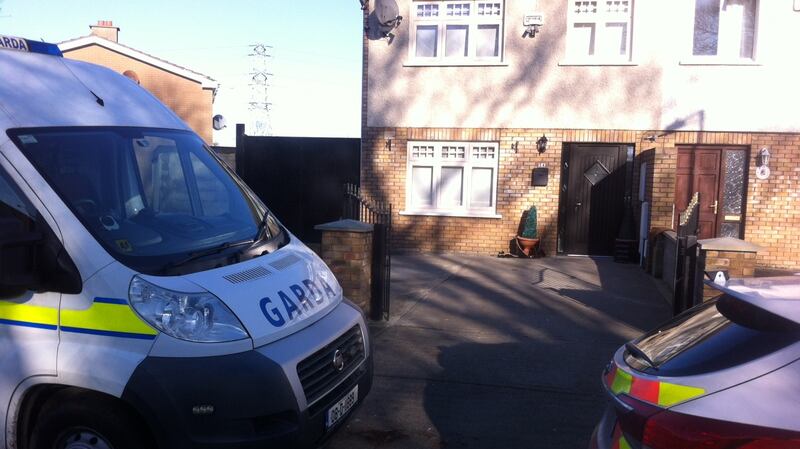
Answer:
[0,46,188,136]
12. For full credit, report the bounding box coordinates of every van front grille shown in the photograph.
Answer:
[297,325,365,406]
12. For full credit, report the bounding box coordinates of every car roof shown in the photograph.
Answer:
[0,48,188,135]
[708,276,800,324]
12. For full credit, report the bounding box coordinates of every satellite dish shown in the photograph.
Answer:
[212,114,227,131]
[376,0,402,29]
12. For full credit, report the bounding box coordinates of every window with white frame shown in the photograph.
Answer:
[692,0,757,60]
[410,1,504,63]
[405,141,499,216]
[566,1,633,62]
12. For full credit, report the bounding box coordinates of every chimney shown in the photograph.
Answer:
[89,20,119,43]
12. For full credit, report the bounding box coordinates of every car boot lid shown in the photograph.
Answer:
[607,336,800,411]
[605,350,707,409]
[708,275,800,325]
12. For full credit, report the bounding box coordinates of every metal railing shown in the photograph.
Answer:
[342,183,392,321]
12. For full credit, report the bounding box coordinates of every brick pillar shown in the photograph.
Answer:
[699,237,763,301]
[315,219,373,315]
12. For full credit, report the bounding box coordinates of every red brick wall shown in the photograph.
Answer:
[362,128,645,257]
[319,230,373,313]
[645,131,800,270]
[360,127,800,269]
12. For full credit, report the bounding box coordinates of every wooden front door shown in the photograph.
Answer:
[560,144,631,255]
[675,146,749,239]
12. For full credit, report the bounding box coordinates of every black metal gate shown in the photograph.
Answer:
[342,183,392,321]
[673,192,705,315]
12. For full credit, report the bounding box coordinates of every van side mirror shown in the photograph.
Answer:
[0,218,82,298]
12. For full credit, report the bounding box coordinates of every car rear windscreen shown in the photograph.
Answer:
[625,295,800,376]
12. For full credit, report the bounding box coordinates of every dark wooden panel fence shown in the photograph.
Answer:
[233,129,360,243]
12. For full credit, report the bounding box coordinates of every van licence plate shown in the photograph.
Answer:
[326,385,359,429]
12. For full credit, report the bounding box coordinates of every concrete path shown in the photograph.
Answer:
[328,255,671,449]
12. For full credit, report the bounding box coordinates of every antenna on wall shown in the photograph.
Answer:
[248,43,273,136]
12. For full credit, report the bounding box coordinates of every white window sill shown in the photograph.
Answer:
[399,210,502,219]
[404,60,508,67]
[679,58,761,66]
[559,59,638,66]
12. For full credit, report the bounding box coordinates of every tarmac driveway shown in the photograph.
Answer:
[328,255,672,449]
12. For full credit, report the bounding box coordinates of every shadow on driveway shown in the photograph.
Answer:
[328,255,671,449]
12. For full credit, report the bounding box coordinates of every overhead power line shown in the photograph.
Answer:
[248,43,273,136]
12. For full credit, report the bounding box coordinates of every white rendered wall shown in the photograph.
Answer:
[366,0,800,133]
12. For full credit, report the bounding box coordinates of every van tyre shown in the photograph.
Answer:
[29,390,150,449]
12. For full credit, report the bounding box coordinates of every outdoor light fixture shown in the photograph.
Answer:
[759,147,771,167]
[383,129,396,152]
[536,135,548,153]
[511,141,519,153]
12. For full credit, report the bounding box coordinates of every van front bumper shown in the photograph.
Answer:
[122,302,373,449]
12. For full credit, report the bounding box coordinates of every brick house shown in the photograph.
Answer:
[59,21,218,143]
[360,0,800,269]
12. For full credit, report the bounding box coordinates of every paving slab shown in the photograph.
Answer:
[328,255,671,449]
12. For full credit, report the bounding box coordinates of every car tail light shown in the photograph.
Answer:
[615,395,662,443]
[642,409,800,449]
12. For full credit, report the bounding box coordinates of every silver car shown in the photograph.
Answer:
[590,276,800,449]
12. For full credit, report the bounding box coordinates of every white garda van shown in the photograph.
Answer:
[0,36,372,449]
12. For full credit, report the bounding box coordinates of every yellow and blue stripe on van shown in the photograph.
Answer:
[0,297,158,340]
[0,300,58,330]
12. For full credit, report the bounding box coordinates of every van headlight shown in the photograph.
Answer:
[129,276,249,343]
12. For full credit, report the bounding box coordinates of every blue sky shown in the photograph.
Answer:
[0,0,363,145]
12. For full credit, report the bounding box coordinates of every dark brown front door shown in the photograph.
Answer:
[675,146,749,239]
[676,148,720,239]
[560,144,631,255]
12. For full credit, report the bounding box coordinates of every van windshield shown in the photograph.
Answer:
[9,127,281,274]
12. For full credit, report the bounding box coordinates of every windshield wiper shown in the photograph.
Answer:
[254,210,272,242]
[625,341,659,370]
[167,239,254,271]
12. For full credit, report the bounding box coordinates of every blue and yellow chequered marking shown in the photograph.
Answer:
[0,297,157,340]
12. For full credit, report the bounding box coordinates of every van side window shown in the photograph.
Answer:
[0,166,37,230]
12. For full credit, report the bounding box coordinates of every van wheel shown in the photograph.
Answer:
[28,390,150,449]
